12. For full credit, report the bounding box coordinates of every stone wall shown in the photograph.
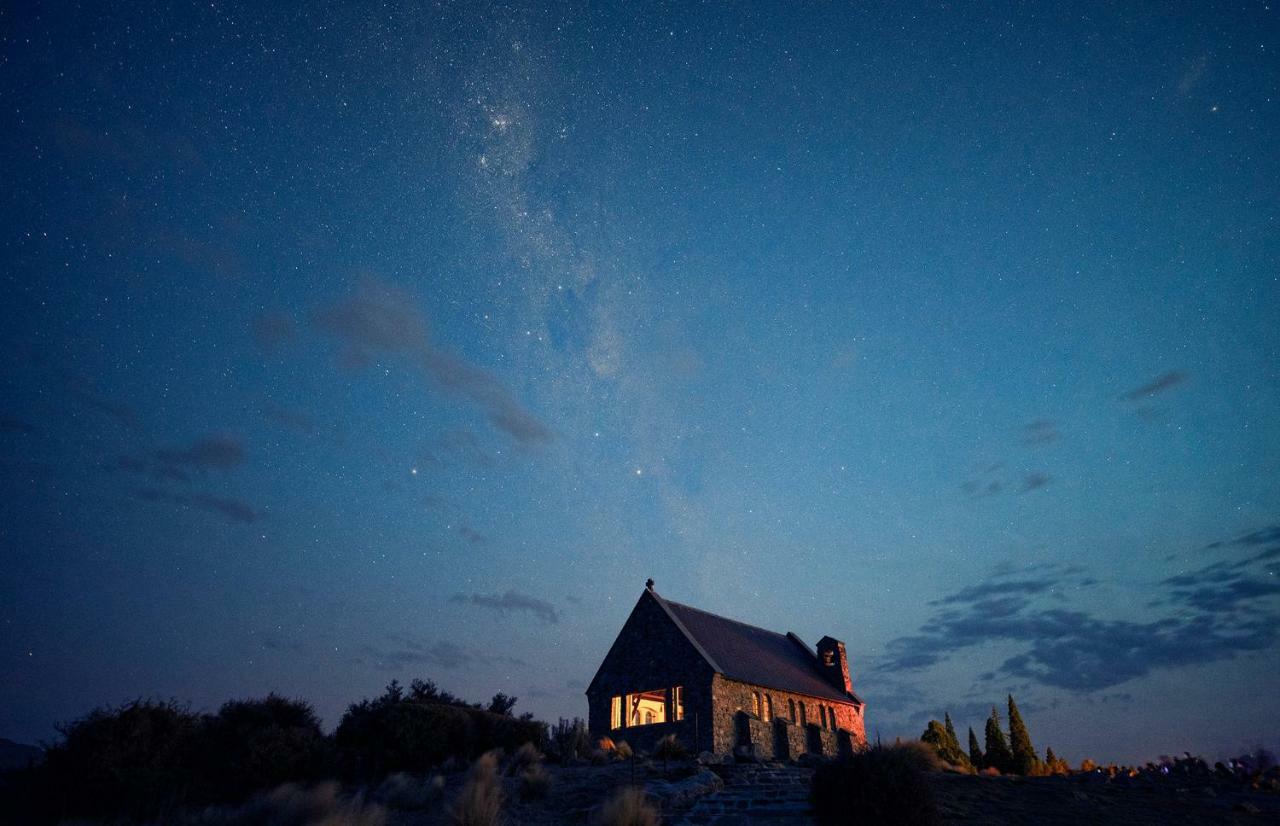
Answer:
[710,675,865,758]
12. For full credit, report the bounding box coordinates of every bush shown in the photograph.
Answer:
[39,699,205,821]
[550,717,591,762]
[598,786,658,826]
[810,741,942,826]
[449,751,504,826]
[201,694,330,802]
[337,695,476,778]
[614,740,634,761]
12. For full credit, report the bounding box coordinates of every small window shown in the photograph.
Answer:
[799,702,808,726]
[820,705,828,729]
[752,691,762,718]
[829,707,839,731]
[764,695,773,722]
[789,699,797,722]
[673,686,684,721]
[611,696,623,729]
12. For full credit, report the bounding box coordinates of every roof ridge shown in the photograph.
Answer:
[662,598,795,641]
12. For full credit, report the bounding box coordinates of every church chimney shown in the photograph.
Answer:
[816,636,853,694]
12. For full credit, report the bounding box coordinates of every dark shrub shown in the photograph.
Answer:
[39,699,205,821]
[549,717,591,762]
[337,696,476,779]
[810,741,941,826]
[201,694,331,801]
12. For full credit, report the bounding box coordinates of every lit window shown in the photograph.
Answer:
[611,696,623,730]
[764,695,773,722]
[673,686,684,721]
[625,689,667,726]
[752,691,762,718]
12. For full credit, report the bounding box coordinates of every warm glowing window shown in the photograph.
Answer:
[752,691,762,718]
[611,689,668,728]
[764,695,773,722]
[673,686,684,721]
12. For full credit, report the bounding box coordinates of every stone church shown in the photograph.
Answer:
[586,581,866,760]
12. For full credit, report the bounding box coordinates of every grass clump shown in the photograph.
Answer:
[597,786,658,826]
[449,751,504,826]
[519,762,552,800]
[374,772,444,810]
[810,741,941,826]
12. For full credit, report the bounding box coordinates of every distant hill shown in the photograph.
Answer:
[0,738,43,771]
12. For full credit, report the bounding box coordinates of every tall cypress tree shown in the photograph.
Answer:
[1007,694,1039,775]
[968,726,984,768]
[943,714,961,755]
[984,706,1013,773]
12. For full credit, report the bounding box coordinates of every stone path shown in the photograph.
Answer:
[674,763,815,824]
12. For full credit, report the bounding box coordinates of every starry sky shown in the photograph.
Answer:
[2,2,1278,764]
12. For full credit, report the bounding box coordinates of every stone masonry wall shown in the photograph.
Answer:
[711,675,866,758]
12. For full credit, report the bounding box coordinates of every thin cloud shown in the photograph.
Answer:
[153,435,246,472]
[313,279,553,446]
[1021,420,1059,446]
[1120,370,1188,401]
[1020,473,1052,493]
[449,589,560,624]
[131,487,263,524]
[359,637,529,671]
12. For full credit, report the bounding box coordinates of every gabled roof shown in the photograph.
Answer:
[649,589,862,705]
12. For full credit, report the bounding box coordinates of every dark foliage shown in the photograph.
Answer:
[548,717,591,762]
[487,692,518,716]
[811,741,941,826]
[33,699,204,822]
[201,694,331,801]
[968,727,984,768]
[1007,694,1039,775]
[984,706,1015,774]
[920,715,970,768]
[335,681,546,779]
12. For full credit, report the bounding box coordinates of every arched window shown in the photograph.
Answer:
[764,695,773,722]
[799,702,807,727]
[644,710,653,725]
[752,691,761,718]
[788,699,797,722]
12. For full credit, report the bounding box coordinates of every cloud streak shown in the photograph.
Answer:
[313,279,553,445]
[1120,370,1188,401]
[449,589,560,624]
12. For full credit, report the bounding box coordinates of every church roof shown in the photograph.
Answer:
[651,590,861,704]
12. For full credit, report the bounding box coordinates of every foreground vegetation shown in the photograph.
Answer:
[0,678,547,823]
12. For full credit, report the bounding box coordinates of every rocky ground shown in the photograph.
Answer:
[387,757,1280,824]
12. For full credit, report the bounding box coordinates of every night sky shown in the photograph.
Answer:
[2,2,1278,765]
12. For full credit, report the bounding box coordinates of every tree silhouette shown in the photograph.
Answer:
[1007,694,1039,775]
[968,726,984,768]
[984,706,1013,773]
